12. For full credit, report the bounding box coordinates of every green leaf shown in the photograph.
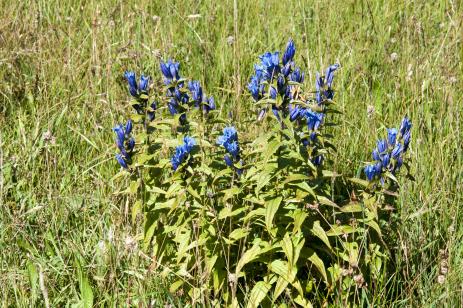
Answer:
[187,185,201,201]
[26,261,38,300]
[349,177,369,187]
[282,173,310,185]
[340,202,363,213]
[265,197,282,234]
[281,233,293,265]
[169,280,184,293]
[311,221,332,251]
[236,242,262,274]
[218,206,247,220]
[222,187,241,202]
[326,224,356,236]
[76,259,93,308]
[317,196,339,208]
[264,139,281,162]
[290,182,316,198]
[273,276,289,302]
[131,200,142,225]
[307,250,327,282]
[246,281,271,308]
[229,228,250,241]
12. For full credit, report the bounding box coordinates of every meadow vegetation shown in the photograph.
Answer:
[0,0,461,306]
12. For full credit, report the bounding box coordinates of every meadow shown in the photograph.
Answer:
[0,0,461,306]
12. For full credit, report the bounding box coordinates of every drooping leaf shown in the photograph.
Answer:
[265,197,282,234]
[246,281,272,308]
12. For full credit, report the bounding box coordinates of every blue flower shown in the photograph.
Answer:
[269,86,277,99]
[376,139,388,154]
[160,59,180,83]
[217,126,238,145]
[387,128,397,146]
[289,105,301,121]
[113,120,135,169]
[315,64,339,103]
[247,74,264,101]
[302,109,324,130]
[372,149,380,161]
[188,80,203,106]
[313,155,323,166]
[203,96,215,113]
[364,163,382,181]
[171,136,196,171]
[124,71,138,97]
[403,130,411,152]
[399,116,412,136]
[259,51,280,80]
[391,143,403,159]
[282,39,296,66]
[168,99,178,115]
[125,119,133,135]
[290,67,304,83]
[139,75,150,93]
[325,64,340,88]
[124,71,150,97]
[217,126,241,169]
[381,153,390,168]
[224,154,233,167]
[272,106,281,122]
[116,154,128,169]
[148,102,157,121]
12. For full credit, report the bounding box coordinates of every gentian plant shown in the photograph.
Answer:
[111,39,413,307]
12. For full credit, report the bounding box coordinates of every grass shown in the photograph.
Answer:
[0,0,461,306]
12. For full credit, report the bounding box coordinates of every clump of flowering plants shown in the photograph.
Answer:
[111,39,412,306]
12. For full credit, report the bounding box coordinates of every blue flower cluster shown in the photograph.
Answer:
[124,71,150,98]
[364,117,412,181]
[315,64,339,104]
[188,80,216,114]
[247,40,299,115]
[171,136,196,170]
[124,71,151,114]
[217,127,242,173]
[113,120,135,169]
[160,59,189,118]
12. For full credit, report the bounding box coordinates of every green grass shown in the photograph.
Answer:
[0,0,461,306]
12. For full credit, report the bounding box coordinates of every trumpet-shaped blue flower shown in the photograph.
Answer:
[115,154,128,169]
[188,80,203,106]
[313,155,323,166]
[203,96,216,113]
[282,39,295,66]
[399,116,412,136]
[113,119,135,169]
[124,71,138,97]
[124,71,150,98]
[259,51,280,80]
[387,128,397,146]
[403,130,411,151]
[365,117,412,181]
[139,75,150,93]
[148,102,157,121]
[217,127,242,173]
[391,143,403,159]
[171,136,196,170]
[364,163,382,181]
[376,139,388,154]
[290,67,304,83]
[315,64,339,104]
[302,109,324,131]
[247,74,264,101]
[160,59,180,83]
